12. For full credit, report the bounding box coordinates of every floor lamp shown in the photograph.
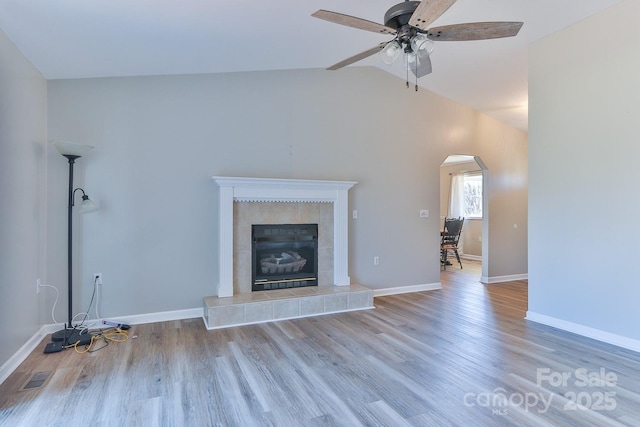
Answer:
[51,141,98,346]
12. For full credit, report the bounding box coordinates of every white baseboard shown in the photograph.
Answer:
[481,273,528,284]
[526,311,640,353]
[102,307,203,326]
[0,307,203,386]
[373,282,442,297]
[460,254,482,261]
[0,325,53,385]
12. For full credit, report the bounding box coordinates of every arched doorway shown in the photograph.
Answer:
[439,155,488,279]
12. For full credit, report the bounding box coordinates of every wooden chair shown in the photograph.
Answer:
[441,217,464,270]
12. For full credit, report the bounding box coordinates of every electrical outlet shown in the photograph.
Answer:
[373,256,380,265]
[94,273,102,285]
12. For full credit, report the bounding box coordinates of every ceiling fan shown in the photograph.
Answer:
[311,0,523,90]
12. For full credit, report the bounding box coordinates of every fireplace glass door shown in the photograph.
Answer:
[252,224,318,291]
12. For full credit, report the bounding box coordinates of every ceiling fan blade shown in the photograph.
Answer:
[410,54,432,78]
[409,0,457,30]
[327,42,390,70]
[312,10,396,35]
[427,22,523,41]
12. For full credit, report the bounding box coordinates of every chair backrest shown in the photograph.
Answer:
[442,217,464,247]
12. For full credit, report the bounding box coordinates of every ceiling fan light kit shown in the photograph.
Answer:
[411,34,434,58]
[380,41,402,65]
[312,0,523,90]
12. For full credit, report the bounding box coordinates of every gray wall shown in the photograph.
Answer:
[529,0,640,341]
[46,67,528,321]
[474,115,528,278]
[0,30,47,367]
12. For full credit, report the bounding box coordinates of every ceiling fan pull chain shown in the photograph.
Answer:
[406,54,409,89]
[415,58,419,92]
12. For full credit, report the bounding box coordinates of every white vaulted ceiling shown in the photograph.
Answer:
[0,0,623,131]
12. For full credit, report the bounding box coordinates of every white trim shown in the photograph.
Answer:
[212,176,357,203]
[212,176,357,298]
[0,308,203,385]
[0,326,50,385]
[460,254,482,261]
[373,283,442,297]
[102,307,203,326]
[526,311,640,354]
[481,273,528,284]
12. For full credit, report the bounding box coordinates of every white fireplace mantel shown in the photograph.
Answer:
[212,176,357,298]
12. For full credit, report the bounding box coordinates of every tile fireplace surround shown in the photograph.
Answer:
[204,176,374,329]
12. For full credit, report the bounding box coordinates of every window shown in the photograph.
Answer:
[463,173,483,218]
[450,172,483,219]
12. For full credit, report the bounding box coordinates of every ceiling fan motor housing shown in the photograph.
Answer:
[384,1,420,29]
[384,1,422,50]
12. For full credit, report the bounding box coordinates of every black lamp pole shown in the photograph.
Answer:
[51,152,95,345]
[64,154,78,328]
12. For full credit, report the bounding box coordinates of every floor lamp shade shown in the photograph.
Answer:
[80,196,99,213]
[53,140,94,157]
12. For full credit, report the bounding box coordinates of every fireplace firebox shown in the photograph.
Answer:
[252,224,318,291]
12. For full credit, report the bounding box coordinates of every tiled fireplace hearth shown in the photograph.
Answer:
[203,177,373,329]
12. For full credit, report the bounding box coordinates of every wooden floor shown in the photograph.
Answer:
[2,263,640,426]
